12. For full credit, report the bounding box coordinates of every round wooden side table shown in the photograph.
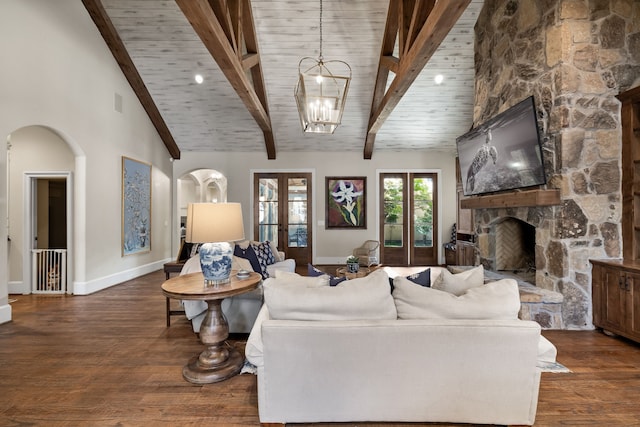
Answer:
[162,270,261,384]
[335,267,371,280]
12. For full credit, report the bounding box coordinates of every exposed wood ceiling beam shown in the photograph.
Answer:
[82,0,181,160]
[177,0,276,159]
[364,0,471,159]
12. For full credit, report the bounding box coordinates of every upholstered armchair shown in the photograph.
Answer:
[352,240,380,266]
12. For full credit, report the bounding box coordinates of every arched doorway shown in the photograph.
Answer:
[176,169,227,250]
[6,125,77,294]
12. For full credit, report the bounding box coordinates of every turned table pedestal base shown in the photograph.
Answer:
[161,271,261,384]
[182,300,244,384]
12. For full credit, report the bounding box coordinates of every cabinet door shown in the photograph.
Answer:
[627,272,640,340]
[599,267,627,334]
[456,241,475,266]
[592,264,604,327]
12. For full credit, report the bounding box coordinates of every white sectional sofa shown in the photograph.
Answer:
[245,266,556,426]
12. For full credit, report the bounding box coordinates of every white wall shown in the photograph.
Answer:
[0,0,174,322]
[173,150,458,264]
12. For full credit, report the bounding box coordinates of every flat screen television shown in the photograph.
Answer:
[456,96,546,196]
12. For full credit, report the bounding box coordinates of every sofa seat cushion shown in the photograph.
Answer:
[393,277,521,320]
[264,269,397,321]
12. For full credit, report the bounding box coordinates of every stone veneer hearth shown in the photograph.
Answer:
[472,0,640,329]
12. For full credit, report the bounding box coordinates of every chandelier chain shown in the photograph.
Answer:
[319,0,323,62]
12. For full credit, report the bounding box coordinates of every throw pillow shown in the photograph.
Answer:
[268,241,283,262]
[251,241,276,279]
[388,268,431,291]
[233,244,261,274]
[231,256,253,272]
[307,263,347,286]
[431,265,484,296]
[264,269,397,321]
[393,277,521,320]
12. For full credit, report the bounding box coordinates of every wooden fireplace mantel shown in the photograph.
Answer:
[460,188,561,209]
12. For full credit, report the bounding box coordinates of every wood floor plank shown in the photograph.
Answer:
[2,269,640,426]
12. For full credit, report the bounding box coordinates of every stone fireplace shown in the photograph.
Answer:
[485,216,537,284]
[473,0,640,329]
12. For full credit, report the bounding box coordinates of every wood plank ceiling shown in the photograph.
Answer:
[85,0,484,160]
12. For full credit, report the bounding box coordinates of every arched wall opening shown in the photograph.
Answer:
[6,125,85,294]
[174,169,228,255]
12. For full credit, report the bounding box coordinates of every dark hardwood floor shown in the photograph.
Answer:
[1,269,640,426]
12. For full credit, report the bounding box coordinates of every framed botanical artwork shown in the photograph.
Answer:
[122,156,152,256]
[326,176,366,229]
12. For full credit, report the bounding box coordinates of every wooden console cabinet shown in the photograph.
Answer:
[591,260,640,343]
[590,86,640,343]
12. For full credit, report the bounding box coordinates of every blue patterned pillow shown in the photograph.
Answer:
[406,268,431,287]
[389,268,431,291]
[251,241,276,279]
[307,263,347,286]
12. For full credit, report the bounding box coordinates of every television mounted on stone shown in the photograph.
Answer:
[456,96,546,197]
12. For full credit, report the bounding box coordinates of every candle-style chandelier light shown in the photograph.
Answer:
[294,0,351,134]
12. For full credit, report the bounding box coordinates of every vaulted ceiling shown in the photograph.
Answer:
[83,0,483,160]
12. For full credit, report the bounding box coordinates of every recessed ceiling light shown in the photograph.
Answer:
[434,74,444,85]
[194,74,204,84]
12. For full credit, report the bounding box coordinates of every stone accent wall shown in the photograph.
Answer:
[473,0,640,329]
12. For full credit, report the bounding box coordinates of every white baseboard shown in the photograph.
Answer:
[8,281,29,295]
[73,259,169,295]
[0,303,12,324]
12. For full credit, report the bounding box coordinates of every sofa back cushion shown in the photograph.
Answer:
[393,277,521,320]
[431,265,485,296]
[272,270,329,287]
[264,269,397,321]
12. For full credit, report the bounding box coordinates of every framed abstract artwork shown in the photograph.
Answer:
[326,176,366,229]
[122,156,152,256]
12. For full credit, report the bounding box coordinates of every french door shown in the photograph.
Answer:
[254,173,312,267]
[380,172,438,266]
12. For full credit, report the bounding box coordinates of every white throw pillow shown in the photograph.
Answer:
[432,265,485,296]
[232,255,253,272]
[393,277,521,320]
[264,269,397,321]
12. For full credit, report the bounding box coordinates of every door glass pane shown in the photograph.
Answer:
[383,177,403,247]
[287,178,307,247]
[259,178,278,244]
[413,177,433,248]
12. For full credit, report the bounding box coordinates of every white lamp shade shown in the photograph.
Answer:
[185,203,245,243]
